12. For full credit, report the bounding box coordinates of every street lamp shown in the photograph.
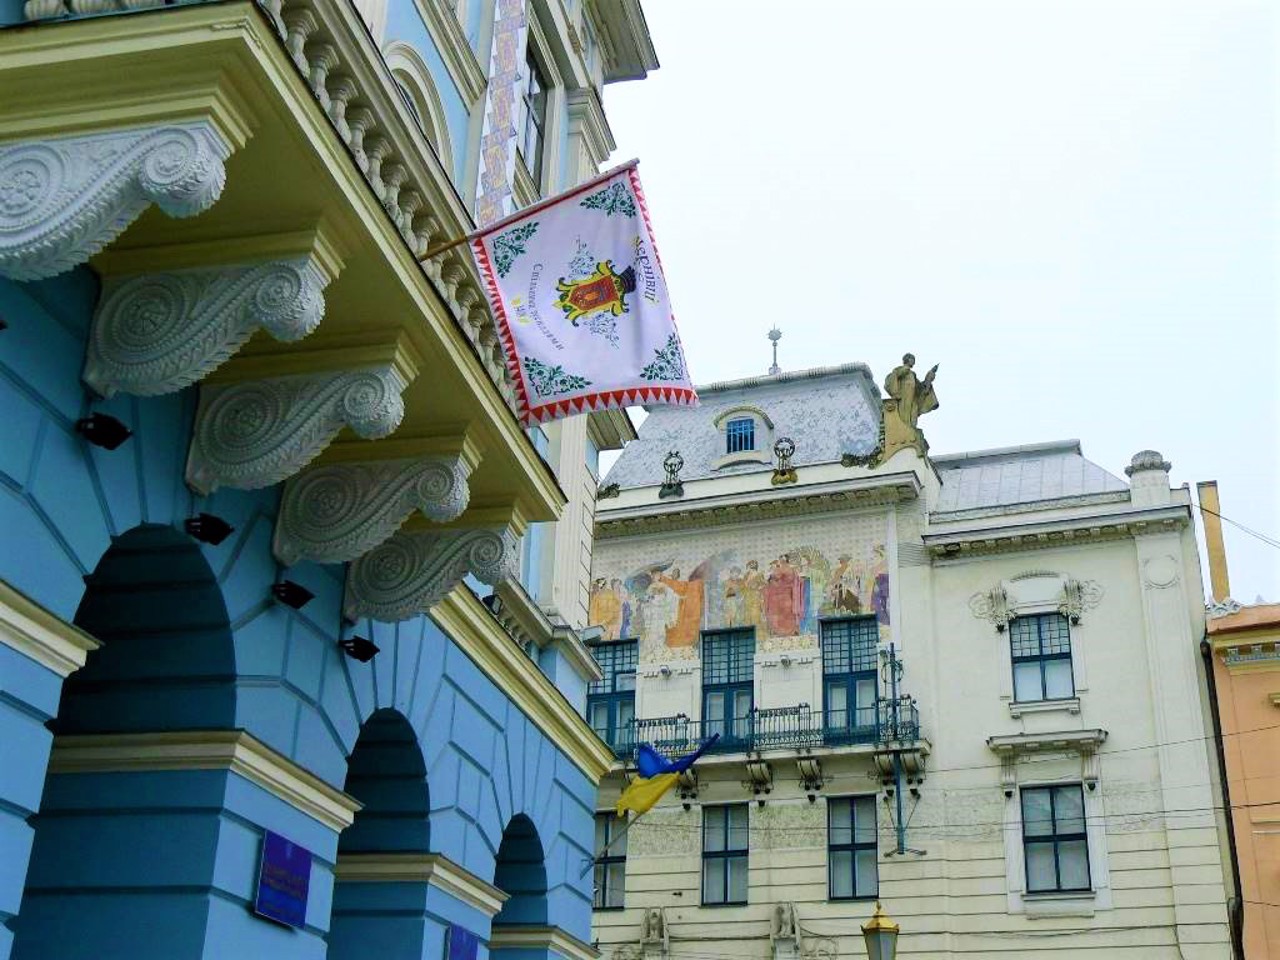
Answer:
[861,902,899,960]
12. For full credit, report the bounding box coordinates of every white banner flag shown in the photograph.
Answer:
[469,161,697,424]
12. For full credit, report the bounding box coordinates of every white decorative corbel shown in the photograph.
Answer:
[1058,578,1104,625]
[185,366,406,494]
[0,121,230,281]
[272,454,472,566]
[343,527,520,622]
[83,255,332,397]
[969,584,1012,631]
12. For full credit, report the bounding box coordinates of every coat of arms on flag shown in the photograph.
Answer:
[467,161,697,424]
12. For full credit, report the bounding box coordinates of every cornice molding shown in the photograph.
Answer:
[334,852,509,914]
[491,580,604,683]
[431,587,615,782]
[488,925,600,960]
[986,729,1108,755]
[566,87,615,167]
[595,474,920,539]
[48,730,362,831]
[0,579,100,677]
[923,505,1192,559]
[412,0,486,104]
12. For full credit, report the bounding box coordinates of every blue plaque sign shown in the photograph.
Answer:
[446,924,480,960]
[254,830,311,929]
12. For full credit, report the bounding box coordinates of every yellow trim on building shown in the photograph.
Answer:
[48,730,362,831]
[334,852,509,914]
[431,587,615,782]
[0,580,100,677]
[488,925,600,960]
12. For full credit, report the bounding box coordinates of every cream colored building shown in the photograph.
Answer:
[585,361,1235,958]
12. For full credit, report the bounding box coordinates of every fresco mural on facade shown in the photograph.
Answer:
[590,513,890,662]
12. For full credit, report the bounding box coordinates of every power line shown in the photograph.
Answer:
[1198,502,1280,552]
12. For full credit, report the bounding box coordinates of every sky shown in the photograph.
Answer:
[600,0,1279,603]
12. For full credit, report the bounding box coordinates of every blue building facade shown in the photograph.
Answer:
[0,0,653,956]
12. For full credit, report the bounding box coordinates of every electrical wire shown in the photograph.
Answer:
[1198,503,1280,553]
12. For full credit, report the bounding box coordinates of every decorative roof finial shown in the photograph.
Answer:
[767,326,782,375]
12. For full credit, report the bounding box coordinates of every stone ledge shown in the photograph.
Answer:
[488,925,600,960]
[0,579,100,678]
[334,852,508,915]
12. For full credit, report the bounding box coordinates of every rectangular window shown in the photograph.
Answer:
[1010,613,1074,702]
[517,48,548,186]
[701,630,754,749]
[702,804,749,905]
[725,417,755,454]
[1022,785,1091,893]
[587,640,637,753]
[821,618,879,742]
[827,796,878,900]
[593,812,626,909]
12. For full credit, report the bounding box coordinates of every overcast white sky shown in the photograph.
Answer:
[601,0,1279,603]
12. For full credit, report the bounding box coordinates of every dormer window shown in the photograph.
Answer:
[726,417,755,454]
[712,406,774,470]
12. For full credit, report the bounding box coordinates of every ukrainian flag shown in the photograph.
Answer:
[615,735,719,817]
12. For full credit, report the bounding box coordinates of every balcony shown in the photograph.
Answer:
[0,0,566,620]
[596,697,923,761]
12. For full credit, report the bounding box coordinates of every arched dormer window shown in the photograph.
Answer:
[382,42,454,173]
[712,405,774,469]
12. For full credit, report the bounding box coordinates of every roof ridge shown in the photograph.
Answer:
[932,440,1083,464]
[695,362,875,395]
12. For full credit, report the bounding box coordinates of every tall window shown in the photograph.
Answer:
[702,804,749,905]
[828,796,878,900]
[593,812,626,909]
[587,640,637,753]
[821,617,878,741]
[1021,785,1090,893]
[701,630,754,749]
[1010,613,1074,702]
[725,417,755,454]
[517,47,547,186]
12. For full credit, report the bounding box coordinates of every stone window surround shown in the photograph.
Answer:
[712,405,775,470]
[989,575,1092,717]
[383,42,455,173]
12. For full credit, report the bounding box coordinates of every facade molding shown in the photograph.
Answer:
[47,730,362,831]
[595,474,921,539]
[410,0,486,104]
[0,579,100,678]
[431,587,615,782]
[488,924,600,960]
[923,505,1192,559]
[186,364,409,494]
[334,852,510,915]
[491,579,604,683]
[84,251,336,398]
[273,449,477,565]
[0,121,231,282]
[345,526,520,621]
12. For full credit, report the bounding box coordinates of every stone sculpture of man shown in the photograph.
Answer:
[883,353,939,429]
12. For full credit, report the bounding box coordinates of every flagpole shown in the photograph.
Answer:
[416,158,640,263]
[579,809,646,879]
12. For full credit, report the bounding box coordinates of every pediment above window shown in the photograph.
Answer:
[969,572,1104,632]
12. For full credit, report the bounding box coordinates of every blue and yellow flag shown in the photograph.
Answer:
[615,735,719,817]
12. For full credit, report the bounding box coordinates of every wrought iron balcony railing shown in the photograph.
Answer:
[593,698,922,760]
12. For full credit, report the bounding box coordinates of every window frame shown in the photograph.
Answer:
[700,629,755,751]
[701,804,749,906]
[593,811,627,910]
[587,639,637,752]
[820,617,880,742]
[1010,612,1075,704]
[1020,784,1092,894]
[725,417,756,454]
[827,795,879,901]
[711,406,774,469]
[517,45,548,187]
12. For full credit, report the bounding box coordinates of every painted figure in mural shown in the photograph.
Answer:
[883,353,939,429]
[764,556,803,637]
[742,560,767,634]
[656,566,704,648]
[828,555,863,615]
[792,546,832,631]
[589,577,625,640]
[870,544,890,625]
[722,566,745,627]
[616,579,633,640]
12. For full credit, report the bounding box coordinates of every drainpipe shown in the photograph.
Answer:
[1200,635,1244,960]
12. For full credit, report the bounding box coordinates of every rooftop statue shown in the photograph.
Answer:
[883,353,939,430]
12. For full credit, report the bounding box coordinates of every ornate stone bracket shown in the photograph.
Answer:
[84,255,333,397]
[0,121,230,281]
[1058,578,1104,624]
[344,526,520,622]
[186,365,407,494]
[988,729,1108,796]
[969,584,1012,631]
[273,454,472,566]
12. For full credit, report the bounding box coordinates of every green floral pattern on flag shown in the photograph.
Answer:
[524,356,592,397]
[580,182,636,218]
[493,222,539,278]
[639,334,686,382]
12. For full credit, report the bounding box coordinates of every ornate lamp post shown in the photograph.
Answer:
[861,902,899,960]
